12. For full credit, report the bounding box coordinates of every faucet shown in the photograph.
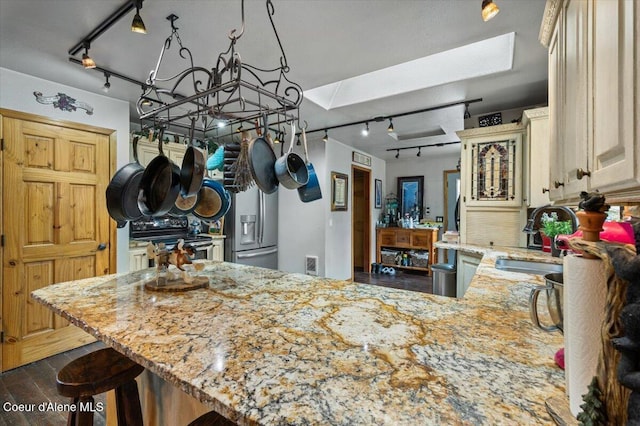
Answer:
[522,205,579,234]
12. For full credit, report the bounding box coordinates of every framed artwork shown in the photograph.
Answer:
[374,179,382,209]
[331,172,348,211]
[397,176,424,218]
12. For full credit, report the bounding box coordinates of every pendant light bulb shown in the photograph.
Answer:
[296,134,301,146]
[481,0,500,22]
[81,43,96,69]
[102,73,111,93]
[395,150,400,159]
[417,147,421,157]
[387,118,394,132]
[361,122,369,137]
[131,1,147,34]
[464,102,471,119]
[322,130,328,142]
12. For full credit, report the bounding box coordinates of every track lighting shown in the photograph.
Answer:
[131,0,147,34]
[361,122,369,137]
[464,102,471,119]
[81,42,96,69]
[236,124,244,133]
[297,134,301,146]
[417,147,421,157]
[395,150,400,159]
[102,73,111,93]
[387,118,394,132]
[322,130,328,142]
[481,0,500,22]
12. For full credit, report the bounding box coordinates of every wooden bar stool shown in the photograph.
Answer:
[56,347,144,426]
[188,410,237,426]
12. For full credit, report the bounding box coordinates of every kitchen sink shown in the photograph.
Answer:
[494,258,563,275]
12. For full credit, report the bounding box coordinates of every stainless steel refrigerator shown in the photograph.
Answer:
[224,186,278,269]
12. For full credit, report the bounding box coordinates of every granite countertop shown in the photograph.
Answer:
[32,253,565,425]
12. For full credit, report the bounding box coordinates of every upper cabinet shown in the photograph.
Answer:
[458,123,525,208]
[523,107,550,207]
[541,0,640,204]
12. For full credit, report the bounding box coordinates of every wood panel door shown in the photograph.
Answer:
[2,113,114,371]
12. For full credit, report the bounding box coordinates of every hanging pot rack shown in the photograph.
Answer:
[135,0,303,137]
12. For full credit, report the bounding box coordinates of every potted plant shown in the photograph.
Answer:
[540,212,574,256]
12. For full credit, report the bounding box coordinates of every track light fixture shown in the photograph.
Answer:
[361,122,369,137]
[81,42,96,69]
[387,118,394,132]
[131,0,147,34]
[417,147,421,157]
[322,130,328,142]
[395,150,400,159]
[481,0,500,22]
[464,102,471,119]
[297,134,301,146]
[102,72,111,93]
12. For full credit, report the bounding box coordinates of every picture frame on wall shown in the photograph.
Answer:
[374,179,382,209]
[331,172,348,211]
[397,176,424,218]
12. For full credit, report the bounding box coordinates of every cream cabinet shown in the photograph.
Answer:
[132,137,189,167]
[457,124,527,248]
[522,107,550,207]
[541,0,640,203]
[210,236,225,262]
[456,251,482,298]
[129,246,150,272]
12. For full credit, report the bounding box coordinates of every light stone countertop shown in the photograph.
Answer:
[32,253,565,425]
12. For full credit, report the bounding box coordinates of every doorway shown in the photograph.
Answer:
[443,169,460,263]
[352,166,371,278]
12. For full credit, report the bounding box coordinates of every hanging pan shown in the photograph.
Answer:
[274,122,308,189]
[180,117,206,197]
[193,178,231,222]
[106,136,145,228]
[297,127,322,202]
[248,114,279,194]
[137,128,181,216]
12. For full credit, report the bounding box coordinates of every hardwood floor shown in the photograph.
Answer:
[353,267,433,294]
[0,341,107,426]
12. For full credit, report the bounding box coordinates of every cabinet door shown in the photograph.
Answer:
[137,140,160,167]
[588,0,639,193]
[456,252,482,298]
[547,22,564,202]
[559,0,589,198]
[523,107,550,207]
[129,249,148,272]
[211,239,224,262]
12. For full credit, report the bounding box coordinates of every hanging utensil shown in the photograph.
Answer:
[179,116,206,197]
[106,136,145,228]
[248,114,279,194]
[274,122,308,189]
[297,126,322,202]
[231,128,254,192]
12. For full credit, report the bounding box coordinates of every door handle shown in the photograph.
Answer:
[237,248,278,259]
[97,243,107,251]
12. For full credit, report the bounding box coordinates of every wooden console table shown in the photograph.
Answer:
[376,227,439,275]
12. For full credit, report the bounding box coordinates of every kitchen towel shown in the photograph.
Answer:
[563,254,607,417]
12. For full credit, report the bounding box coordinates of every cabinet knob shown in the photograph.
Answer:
[576,168,591,180]
[554,181,565,189]
[542,188,550,194]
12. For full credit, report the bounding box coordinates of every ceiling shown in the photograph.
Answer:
[0,0,549,160]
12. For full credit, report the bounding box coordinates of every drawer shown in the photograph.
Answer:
[396,231,411,244]
[379,233,396,246]
[412,232,431,247]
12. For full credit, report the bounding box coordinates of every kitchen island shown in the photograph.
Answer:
[32,257,565,425]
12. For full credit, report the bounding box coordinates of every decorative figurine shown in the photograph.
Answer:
[145,240,206,290]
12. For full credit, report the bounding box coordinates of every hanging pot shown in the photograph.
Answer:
[274,122,308,189]
[106,136,145,228]
[297,127,322,202]
[180,117,206,197]
[248,114,279,194]
[137,129,181,216]
[193,178,231,222]
[169,192,199,216]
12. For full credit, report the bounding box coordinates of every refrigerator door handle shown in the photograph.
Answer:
[236,247,278,259]
[259,190,265,245]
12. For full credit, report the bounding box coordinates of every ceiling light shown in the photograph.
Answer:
[81,43,96,69]
[236,124,244,133]
[322,130,328,142]
[464,102,471,119]
[387,118,394,132]
[296,134,301,146]
[131,0,147,34]
[417,147,421,157]
[102,73,111,93]
[217,121,226,128]
[481,0,500,22]
[395,150,399,159]
[361,122,369,137]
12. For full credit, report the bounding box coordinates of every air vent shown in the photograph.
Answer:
[305,255,318,276]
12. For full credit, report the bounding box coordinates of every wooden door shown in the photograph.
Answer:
[351,167,370,274]
[2,112,114,371]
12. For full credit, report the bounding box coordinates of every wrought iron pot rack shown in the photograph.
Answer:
[136,0,303,140]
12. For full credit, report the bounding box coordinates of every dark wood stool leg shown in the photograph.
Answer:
[76,396,95,426]
[67,397,78,426]
[114,379,143,426]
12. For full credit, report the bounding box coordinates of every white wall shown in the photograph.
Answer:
[386,152,460,221]
[277,134,385,281]
[0,67,131,272]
